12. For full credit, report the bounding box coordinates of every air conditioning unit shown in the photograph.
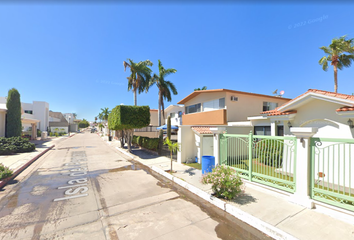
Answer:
[231,96,238,102]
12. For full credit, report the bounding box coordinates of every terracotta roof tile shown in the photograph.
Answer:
[267,110,297,116]
[261,89,354,116]
[191,126,213,135]
[336,107,354,112]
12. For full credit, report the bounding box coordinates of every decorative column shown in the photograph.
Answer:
[289,127,318,208]
[210,127,226,166]
[270,120,277,136]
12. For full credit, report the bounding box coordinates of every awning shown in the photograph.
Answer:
[157,124,178,130]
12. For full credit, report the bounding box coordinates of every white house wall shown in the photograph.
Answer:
[291,99,353,138]
[177,125,197,163]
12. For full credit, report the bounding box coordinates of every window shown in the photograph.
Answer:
[203,98,225,112]
[254,126,271,136]
[178,111,182,117]
[170,112,176,118]
[24,110,33,114]
[263,102,278,111]
[185,103,201,114]
[277,126,284,136]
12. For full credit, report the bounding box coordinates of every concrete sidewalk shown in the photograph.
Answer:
[0,135,74,189]
[104,138,354,240]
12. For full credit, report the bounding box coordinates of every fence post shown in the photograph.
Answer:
[210,127,226,166]
[249,131,253,181]
[289,127,318,208]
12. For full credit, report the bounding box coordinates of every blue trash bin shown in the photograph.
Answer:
[202,156,215,174]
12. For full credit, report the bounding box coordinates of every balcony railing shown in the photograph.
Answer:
[134,126,158,132]
[182,109,227,125]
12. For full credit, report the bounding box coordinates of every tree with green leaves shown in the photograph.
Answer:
[194,86,207,91]
[98,112,103,124]
[149,60,177,126]
[100,107,110,122]
[6,88,22,137]
[319,36,354,93]
[78,119,90,128]
[108,105,150,152]
[167,116,171,140]
[123,59,153,106]
[164,138,180,173]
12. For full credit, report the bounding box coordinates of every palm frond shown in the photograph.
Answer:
[319,56,329,71]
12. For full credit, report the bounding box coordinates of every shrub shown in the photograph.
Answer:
[254,139,283,167]
[6,88,22,137]
[0,137,35,155]
[49,132,54,137]
[0,163,13,180]
[201,165,243,200]
[55,132,59,137]
[37,129,42,137]
[132,136,159,151]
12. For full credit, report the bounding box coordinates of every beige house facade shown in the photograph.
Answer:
[177,89,291,164]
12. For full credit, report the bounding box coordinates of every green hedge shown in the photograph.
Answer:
[132,136,159,151]
[0,137,36,155]
[108,105,150,130]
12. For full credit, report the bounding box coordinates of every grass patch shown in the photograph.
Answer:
[183,162,201,170]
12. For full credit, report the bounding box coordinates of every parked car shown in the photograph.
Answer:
[91,128,96,133]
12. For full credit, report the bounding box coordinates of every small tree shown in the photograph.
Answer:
[6,88,22,137]
[78,119,90,128]
[108,105,150,152]
[164,138,180,173]
[167,116,171,140]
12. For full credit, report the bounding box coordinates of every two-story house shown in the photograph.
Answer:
[176,89,291,164]
[164,105,184,126]
[0,97,49,139]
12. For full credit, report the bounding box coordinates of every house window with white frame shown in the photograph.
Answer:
[263,102,278,112]
[185,103,201,114]
[203,98,225,112]
[24,110,33,114]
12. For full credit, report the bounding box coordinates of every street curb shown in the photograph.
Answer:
[115,147,297,240]
[0,145,55,189]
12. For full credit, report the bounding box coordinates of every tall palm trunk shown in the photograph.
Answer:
[334,65,338,93]
[134,89,137,106]
[158,91,162,126]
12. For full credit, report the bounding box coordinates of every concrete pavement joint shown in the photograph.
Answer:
[274,208,307,227]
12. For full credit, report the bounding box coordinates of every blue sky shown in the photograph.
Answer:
[0,3,353,121]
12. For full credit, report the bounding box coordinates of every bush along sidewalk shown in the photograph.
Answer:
[132,136,160,151]
[201,165,243,200]
[0,163,13,180]
[0,136,36,155]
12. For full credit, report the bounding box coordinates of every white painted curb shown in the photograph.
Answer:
[116,147,297,240]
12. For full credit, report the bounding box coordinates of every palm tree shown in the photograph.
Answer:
[123,59,153,106]
[164,138,180,173]
[100,107,110,122]
[98,112,103,124]
[319,36,354,93]
[194,86,207,91]
[149,60,177,126]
